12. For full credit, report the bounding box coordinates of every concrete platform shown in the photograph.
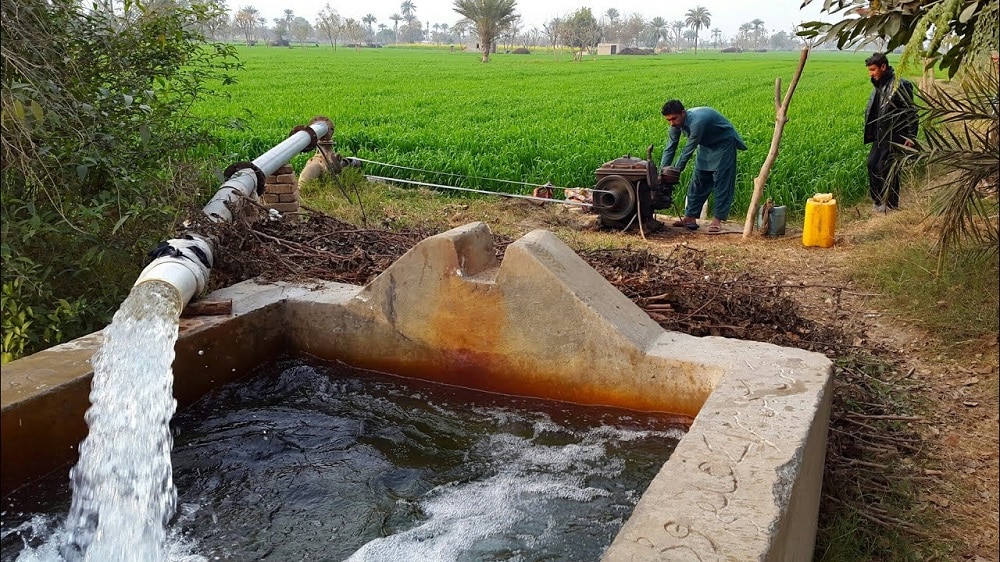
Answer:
[1,221,832,560]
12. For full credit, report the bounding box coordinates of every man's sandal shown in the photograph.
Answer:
[672,218,699,230]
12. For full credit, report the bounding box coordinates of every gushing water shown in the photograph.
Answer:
[57,281,183,561]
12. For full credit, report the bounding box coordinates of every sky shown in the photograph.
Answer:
[242,0,836,40]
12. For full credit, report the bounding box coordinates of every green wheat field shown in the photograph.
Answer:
[192,46,878,217]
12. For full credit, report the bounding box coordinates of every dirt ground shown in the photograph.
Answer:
[201,195,999,560]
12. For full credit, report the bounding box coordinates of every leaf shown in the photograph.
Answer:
[76,164,89,180]
[123,94,134,106]
[139,123,151,145]
[111,214,130,235]
[29,100,44,123]
[13,99,25,121]
[885,15,900,38]
[958,1,979,23]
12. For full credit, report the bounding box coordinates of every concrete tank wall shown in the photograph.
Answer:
[0,222,833,560]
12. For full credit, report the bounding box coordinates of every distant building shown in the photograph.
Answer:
[597,43,620,55]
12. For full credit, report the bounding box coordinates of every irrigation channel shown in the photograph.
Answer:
[1,119,686,561]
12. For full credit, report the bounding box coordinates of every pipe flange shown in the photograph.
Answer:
[290,124,320,153]
[309,116,334,142]
[223,161,267,196]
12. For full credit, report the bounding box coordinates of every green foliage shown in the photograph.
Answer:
[452,0,519,62]
[1,259,87,365]
[900,66,999,256]
[1,0,239,360]
[798,0,998,77]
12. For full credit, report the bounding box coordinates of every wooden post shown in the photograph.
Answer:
[742,46,810,239]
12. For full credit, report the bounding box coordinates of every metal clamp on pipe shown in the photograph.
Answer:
[224,161,268,196]
[135,235,214,306]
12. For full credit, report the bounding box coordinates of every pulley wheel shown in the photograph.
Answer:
[593,175,637,222]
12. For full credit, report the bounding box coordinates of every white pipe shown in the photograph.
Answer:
[253,120,330,177]
[201,172,259,223]
[202,119,331,222]
[134,236,214,305]
[140,118,331,308]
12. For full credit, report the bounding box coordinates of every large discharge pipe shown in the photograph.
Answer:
[134,117,332,305]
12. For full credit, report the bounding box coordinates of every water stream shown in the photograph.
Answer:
[6,281,184,561]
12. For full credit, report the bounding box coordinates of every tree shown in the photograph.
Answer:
[711,27,722,48]
[452,0,519,62]
[750,18,766,49]
[389,13,402,43]
[343,18,365,50]
[621,14,646,47]
[543,17,562,58]
[602,8,620,42]
[235,5,260,45]
[199,0,231,41]
[671,20,685,50]
[452,18,470,43]
[291,16,312,45]
[362,14,376,41]
[562,7,600,60]
[316,4,342,49]
[798,0,998,78]
[272,9,294,45]
[736,22,753,49]
[401,0,416,25]
[684,6,711,53]
[649,16,668,48]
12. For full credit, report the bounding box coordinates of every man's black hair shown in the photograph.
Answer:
[661,99,685,116]
[865,52,889,67]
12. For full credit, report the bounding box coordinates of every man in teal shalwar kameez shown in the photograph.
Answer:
[660,99,746,232]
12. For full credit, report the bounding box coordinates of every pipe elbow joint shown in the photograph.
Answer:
[135,235,214,306]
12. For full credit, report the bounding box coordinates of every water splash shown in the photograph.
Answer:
[58,281,183,562]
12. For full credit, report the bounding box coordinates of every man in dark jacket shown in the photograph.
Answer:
[864,52,918,212]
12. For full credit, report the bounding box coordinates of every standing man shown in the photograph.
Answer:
[864,52,918,212]
[660,99,746,233]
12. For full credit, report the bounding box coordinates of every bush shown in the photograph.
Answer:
[1,0,238,361]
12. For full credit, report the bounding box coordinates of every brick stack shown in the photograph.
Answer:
[262,164,299,214]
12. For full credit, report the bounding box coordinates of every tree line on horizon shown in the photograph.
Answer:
[220,1,805,53]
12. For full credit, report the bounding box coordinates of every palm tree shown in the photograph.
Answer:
[750,18,766,49]
[452,18,469,43]
[738,22,753,50]
[671,20,685,50]
[389,13,402,43]
[649,16,667,48]
[401,1,416,25]
[362,14,376,40]
[235,6,260,45]
[684,6,711,53]
[711,27,722,49]
[452,0,518,63]
[604,8,619,24]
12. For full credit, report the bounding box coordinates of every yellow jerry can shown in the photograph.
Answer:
[802,193,837,248]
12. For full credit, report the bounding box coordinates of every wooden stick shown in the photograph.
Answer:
[742,47,810,239]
